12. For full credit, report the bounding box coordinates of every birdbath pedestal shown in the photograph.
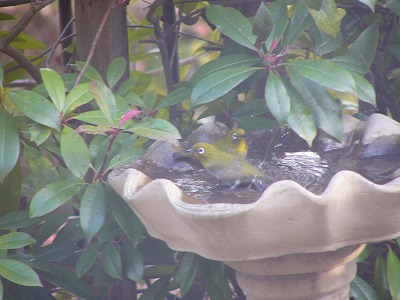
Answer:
[108,114,400,300]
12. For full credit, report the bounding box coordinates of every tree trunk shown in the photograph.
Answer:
[75,0,129,83]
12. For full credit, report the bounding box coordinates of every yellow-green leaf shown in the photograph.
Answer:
[309,0,344,37]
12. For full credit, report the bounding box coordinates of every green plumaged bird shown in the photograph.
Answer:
[174,142,271,191]
[212,128,248,158]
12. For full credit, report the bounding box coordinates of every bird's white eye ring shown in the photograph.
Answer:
[197,147,205,155]
[232,133,238,140]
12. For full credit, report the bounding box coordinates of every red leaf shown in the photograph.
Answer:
[119,110,141,127]
[270,40,277,51]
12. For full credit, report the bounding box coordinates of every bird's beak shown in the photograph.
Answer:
[172,149,193,161]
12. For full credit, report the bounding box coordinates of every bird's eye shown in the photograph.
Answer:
[232,133,238,140]
[197,147,205,155]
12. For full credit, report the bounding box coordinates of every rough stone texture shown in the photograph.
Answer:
[108,113,400,300]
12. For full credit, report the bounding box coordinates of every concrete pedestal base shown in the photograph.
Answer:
[225,245,365,300]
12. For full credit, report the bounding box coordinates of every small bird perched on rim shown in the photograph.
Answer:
[213,128,248,158]
[173,142,271,191]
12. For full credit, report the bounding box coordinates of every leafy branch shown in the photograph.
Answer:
[0,0,55,83]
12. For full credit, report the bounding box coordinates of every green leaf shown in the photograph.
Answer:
[76,61,103,82]
[40,68,66,112]
[0,211,38,230]
[305,0,322,10]
[0,162,21,216]
[80,182,107,242]
[283,1,314,47]
[0,64,3,86]
[155,87,191,110]
[234,116,277,131]
[76,241,101,278]
[52,216,84,243]
[264,71,290,127]
[120,91,146,109]
[253,2,273,40]
[309,0,342,37]
[121,239,143,282]
[350,71,376,106]
[63,83,93,114]
[285,60,356,93]
[102,242,123,280]
[0,257,42,287]
[60,126,90,178]
[331,23,379,74]
[32,261,91,297]
[29,179,86,218]
[191,66,259,106]
[176,252,200,296]
[266,0,288,48]
[27,123,51,145]
[90,80,116,125]
[72,110,109,126]
[107,186,144,245]
[374,254,390,300]
[351,276,379,300]
[308,23,343,56]
[233,98,268,118]
[10,33,46,50]
[358,0,376,12]
[387,247,400,300]
[189,54,260,87]
[285,81,317,146]
[386,0,400,15]
[125,118,181,140]
[0,232,35,249]
[115,77,138,97]
[0,13,15,21]
[290,72,342,140]
[139,276,171,300]
[357,0,376,11]
[33,213,68,249]
[206,5,257,50]
[142,91,158,109]
[107,147,145,171]
[0,110,20,183]
[22,145,59,197]
[8,90,61,131]
[203,260,232,300]
[107,57,127,88]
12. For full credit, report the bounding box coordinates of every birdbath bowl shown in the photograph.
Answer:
[108,114,400,300]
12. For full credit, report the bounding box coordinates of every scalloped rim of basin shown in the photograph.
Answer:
[109,168,400,261]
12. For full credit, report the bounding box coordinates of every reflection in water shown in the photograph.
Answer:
[127,149,400,204]
[115,116,400,204]
[130,151,334,203]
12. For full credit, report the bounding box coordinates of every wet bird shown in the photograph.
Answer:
[174,142,271,191]
[213,128,248,158]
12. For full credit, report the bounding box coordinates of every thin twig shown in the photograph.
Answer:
[4,33,76,75]
[46,17,76,68]
[145,0,176,91]
[177,31,222,46]
[0,0,55,83]
[0,0,55,47]
[144,52,208,75]
[73,3,113,87]
[164,7,205,37]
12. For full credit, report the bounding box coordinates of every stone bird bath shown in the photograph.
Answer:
[108,113,400,300]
